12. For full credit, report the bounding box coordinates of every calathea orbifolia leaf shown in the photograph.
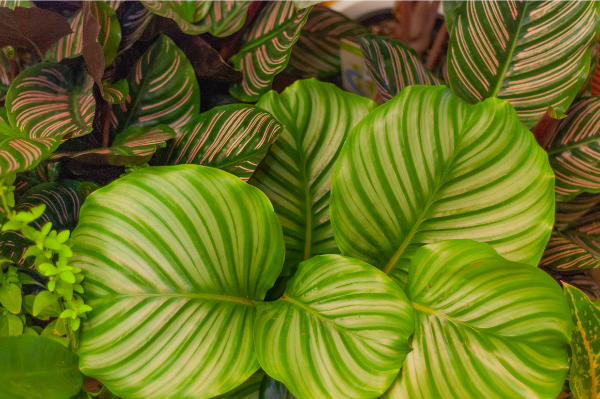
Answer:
[383,240,571,399]
[230,2,312,102]
[114,34,199,132]
[330,85,554,287]
[250,79,375,276]
[254,255,414,399]
[158,104,283,181]
[216,370,264,399]
[286,6,367,78]
[564,283,600,399]
[71,166,285,399]
[543,97,600,201]
[358,34,441,102]
[445,0,600,128]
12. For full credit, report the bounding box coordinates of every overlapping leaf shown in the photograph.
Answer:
[45,10,84,62]
[198,1,251,38]
[114,34,199,132]
[117,1,153,54]
[359,34,441,102]
[250,79,375,276]
[384,240,571,399]
[564,284,600,399]
[159,104,283,181]
[286,6,367,78]
[102,79,128,104]
[230,2,311,102]
[446,0,600,128]
[72,166,284,399]
[556,192,600,231]
[0,48,11,101]
[330,85,554,287]
[216,370,264,399]
[255,255,414,399]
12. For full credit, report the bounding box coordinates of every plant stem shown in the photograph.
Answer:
[102,102,112,148]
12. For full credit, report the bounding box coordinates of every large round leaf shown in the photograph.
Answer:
[114,34,200,132]
[384,240,571,399]
[446,0,600,128]
[330,85,554,287]
[254,255,414,399]
[250,79,375,276]
[71,166,284,399]
[0,335,83,399]
[6,63,95,139]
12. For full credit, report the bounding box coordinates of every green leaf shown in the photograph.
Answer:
[556,192,600,231]
[250,79,375,276]
[32,291,57,316]
[0,335,83,399]
[197,1,251,38]
[0,133,61,177]
[45,10,84,62]
[446,0,600,128]
[71,165,285,399]
[358,34,442,102]
[159,104,283,181]
[0,282,21,313]
[578,41,599,98]
[286,6,367,78]
[6,63,95,139]
[255,255,414,399]
[0,312,22,336]
[259,375,296,399]
[293,1,321,10]
[24,294,61,319]
[330,85,555,287]
[0,0,30,9]
[216,370,264,399]
[230,2,311,102]
[562,273,600,302]
[544,97,600,201]
[540,229,600,271]
[140,1,212,34]
[91,1,121,67]
[102,79,129,104]
[0,48,11,102]
[564,284,600,399]
[117,1,153,54]
[114,35,200,132]
[384,240,571,399]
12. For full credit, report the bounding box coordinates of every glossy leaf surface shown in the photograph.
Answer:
[72,166,284,399]
[446,0,600,128]
[161,104,283,181]
[255,255,414,399]
[250,79,375,275]
[359,34,441,102]
[330,85,554,287]
[384,240,571,399]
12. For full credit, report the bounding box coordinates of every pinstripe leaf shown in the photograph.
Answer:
[159,104,283,181]
[556,193,600,231]
[358,34,442,102]
[118,1,153,54]
[230,2,311,102]
[6,63,95,139]
[330,85,554,287]
[286,6,367,78]
[0,135,60,177]
[45,10,83,63]
[249,79,375,276]
[384,240,571,399]
[564,283,600,399]
[254,255,414,399]
[561,273,600,302]
[197,1,251,38]
[71,166,285,399]
[545,97,600,201]
[446,0,600,128]
[102,79,128,105]
[216,370,263,399]
[0,0,29,8]
[114,34,200,133]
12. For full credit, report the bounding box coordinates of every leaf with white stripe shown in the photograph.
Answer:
[159,104,283,181]
[71,166,284,399]
[250,79,375,276]
[286,6,367,78]
[358,34,442,102]
[5,63,95,139]
[544,97,600,201]
[254,255,414,399]
[564,283,600,399]
[446,0,600,128]
[384,240,571,399]
[330,85,554,287]
[216,370,263,399]
[230,2,311,102]
[114,34,200,132]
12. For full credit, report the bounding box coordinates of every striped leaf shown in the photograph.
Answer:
[230,2,311,102]
[45,10,83,63]
[58,125,176,166]
[197,1,251,38]
[114,35,199,132]
[545,97,600,201]
[0,0,30,8]
[216,370,263,399]
[358,34,442,102]
[140,1,211,33]
[254,255,414,399]
[118,1,153,54]
[71,166,284,399]
[102,79,128,104]
[564,283,600,399]
[578,41,599,98]
[330,85,554,287]
[286,6,367,78]
[5,63,95,139]
[561,273,600,302]
[249,79,375,276]
[0,135,60,177]
[159,104,283,181]
[446,0,600,128]
[384,240,571,399]
[0,48,11,102]
[87,1,122,67]
[556,192,600,231]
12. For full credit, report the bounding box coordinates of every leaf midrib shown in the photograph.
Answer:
[93,292,255,306]
[547,135,600,156]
